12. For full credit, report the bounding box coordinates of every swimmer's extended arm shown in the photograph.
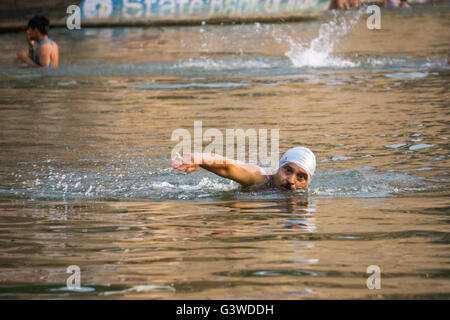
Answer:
[171,153,268,187]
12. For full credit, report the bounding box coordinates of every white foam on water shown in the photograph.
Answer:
[179,177,237,192]
[150,181,176,189]
[6,54,447,81]
[275,12,362,68]
[2,155,437,201]
[309,167,425,198]
[174,57,272,71]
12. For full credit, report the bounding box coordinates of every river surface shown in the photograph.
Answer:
[0,5,449,299]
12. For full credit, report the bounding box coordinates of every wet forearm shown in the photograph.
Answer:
[197,153,265,186]
[197,153,231,177]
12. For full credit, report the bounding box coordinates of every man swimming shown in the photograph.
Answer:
[171,147,316,191]
[16,16,59,68]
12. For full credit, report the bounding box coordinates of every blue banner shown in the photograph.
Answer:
[80,0,329,20]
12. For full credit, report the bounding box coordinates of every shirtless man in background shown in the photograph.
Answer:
[16,16,59,68]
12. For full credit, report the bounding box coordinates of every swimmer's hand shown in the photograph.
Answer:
[171,152,198,174]
[26,29,34,48]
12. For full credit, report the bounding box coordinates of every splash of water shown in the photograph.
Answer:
[276,11,363,68]
[2,160,431,201]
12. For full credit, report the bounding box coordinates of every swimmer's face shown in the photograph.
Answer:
[273,163,309,191]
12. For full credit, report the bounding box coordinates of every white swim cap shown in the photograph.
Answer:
[278,147,316,179]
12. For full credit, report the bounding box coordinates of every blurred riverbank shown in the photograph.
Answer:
[0,0,448,32]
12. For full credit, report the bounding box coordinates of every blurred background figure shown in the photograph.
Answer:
[383,0,411,7]
[16,16,59,68]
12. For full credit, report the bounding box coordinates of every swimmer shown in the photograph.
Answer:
[16,16,59,68]
[171,147,316,191]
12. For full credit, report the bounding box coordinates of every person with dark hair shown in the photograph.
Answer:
[16,16,59,68]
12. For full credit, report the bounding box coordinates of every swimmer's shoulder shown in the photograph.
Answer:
[39,40,58,52]
[40,40,59,67]
[245,167,277,190]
